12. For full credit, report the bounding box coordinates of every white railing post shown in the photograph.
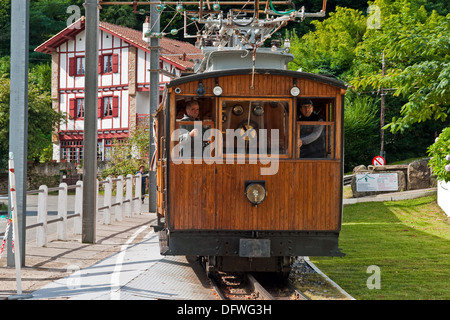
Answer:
[134,173,142,215]
[74,181,83,234]
[36,185,48,247]
[96,178,99,220]
[125,174,133,217]
[57,182,68,241]
[103,177,112,225]
[115,176,123,222]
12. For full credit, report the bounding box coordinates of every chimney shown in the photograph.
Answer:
[143,16,150,42]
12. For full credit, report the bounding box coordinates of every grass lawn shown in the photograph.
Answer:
[311,195,450,300]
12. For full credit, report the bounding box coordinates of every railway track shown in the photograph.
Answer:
[210,271,310,301]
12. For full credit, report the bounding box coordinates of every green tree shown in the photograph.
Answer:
[428,127,450,182]
[352,0,450,132]
[101,122,150,178]
[100,3,140,29]
[30,0,75,64]
[287,6,366,79]
[343,92,379,171]
[0,72,64,169]
[0,0,11,57]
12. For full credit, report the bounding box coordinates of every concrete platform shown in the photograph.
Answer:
[30,228,217,300]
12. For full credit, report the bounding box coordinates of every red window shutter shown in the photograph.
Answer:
[112,54,119,73]
[69,57,76,76]
[98,56,102,74]
[98,97,103,118]
[112,96,119,117]
[69,98,76,118]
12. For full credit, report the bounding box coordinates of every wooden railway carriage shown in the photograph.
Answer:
[154,48,346,273]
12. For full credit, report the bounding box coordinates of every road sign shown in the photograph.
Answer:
[372,155,385,166]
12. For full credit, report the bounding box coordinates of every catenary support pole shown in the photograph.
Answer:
[148,3,160,213]
[7,0,29,267]
[82,0,100,243]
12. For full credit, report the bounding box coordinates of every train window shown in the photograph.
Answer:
[172,98,216,160]
[221,99,290,156]
[296,98,335,159]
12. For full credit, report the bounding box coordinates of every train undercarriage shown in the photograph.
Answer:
[158,229,344,274]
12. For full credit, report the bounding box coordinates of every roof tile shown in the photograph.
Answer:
[35,18,203,70]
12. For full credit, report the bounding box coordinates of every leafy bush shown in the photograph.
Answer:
[101,123,149,179]
[344,93,379,172]
[428,127,450,182]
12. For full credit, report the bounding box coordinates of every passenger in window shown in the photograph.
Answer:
[180,100,200,136]
[298,99,325,158]
[179,100,210,158]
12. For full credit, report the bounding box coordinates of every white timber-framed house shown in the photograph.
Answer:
[35,17,202,163]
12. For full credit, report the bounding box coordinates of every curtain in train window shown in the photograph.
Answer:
[221,100,289,156]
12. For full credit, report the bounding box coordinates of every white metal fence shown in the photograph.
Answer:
[0,173,146,247]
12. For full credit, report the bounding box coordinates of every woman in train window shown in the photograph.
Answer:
[298,99,326,158]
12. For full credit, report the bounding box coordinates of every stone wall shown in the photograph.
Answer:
[0,162,77,194]
[351,159,435,198]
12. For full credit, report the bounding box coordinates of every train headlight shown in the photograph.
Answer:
[245,182,266,205]
[290,85,300,96]
[213,85,223,96]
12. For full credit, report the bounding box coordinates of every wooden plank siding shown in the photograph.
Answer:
[162,72,344,234]
[168,161,341,232]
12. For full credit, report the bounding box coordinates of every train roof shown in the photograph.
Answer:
[167,68,347,90]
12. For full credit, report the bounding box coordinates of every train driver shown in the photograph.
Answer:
[179,100,210,158]
[298,99,325,158]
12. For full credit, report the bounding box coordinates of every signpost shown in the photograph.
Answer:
[356,173,398,192]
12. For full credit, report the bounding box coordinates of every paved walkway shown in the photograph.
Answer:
[0,210,157,299]
[343,187,436,205]
[30,227,216,300]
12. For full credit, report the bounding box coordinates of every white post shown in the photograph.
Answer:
[115,176,123,221]
[57,183,68,241]
[36,185,48,247]
[74,181,83,234]
[8,152,23,295]
[103,177,112,225]
[125,174,133,217]
[437,180,450,216]
[96,178,99,221]
[134,173,142,215]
